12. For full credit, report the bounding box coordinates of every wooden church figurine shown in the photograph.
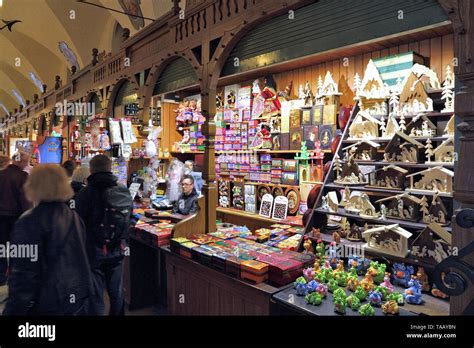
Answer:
[321,71,342,105]
[368,164,408,190]
[406,166,454,195]
[406,114,437,137]
[383,131,424,163]
[431,137,454,164]
[376,193,421,222]
[444,115,455,137]
[348,111,381,139]
[362,224,413,257]
[342,140,380,161]
[411,223,452,264]
[344,191,378,218]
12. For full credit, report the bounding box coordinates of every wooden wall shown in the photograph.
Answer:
[273,34,454,101]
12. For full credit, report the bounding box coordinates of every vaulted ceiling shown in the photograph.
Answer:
[0,0,175,116]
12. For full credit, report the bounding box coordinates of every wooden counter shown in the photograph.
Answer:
[163,247,283,315]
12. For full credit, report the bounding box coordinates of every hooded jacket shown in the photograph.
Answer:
[0,164,31,217]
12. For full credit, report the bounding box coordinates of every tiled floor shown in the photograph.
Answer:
[0,284,166,316]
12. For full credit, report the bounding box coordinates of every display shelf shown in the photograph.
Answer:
[130,156,171,160]
[313,207,452,232]
[325,183,453,198]
[171,151,204,154]
[353,161,454,169]
[216,206,303,227]
[273,283,448,316]
[245,181,305,189]
[343,136,449,144]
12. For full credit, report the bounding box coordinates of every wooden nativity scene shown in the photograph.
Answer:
[376,193,421,222]
[426,137,454,164]
[343,191,378,218]
[383,131,424,163]
[420,194,449,226]
[348,111,381,139]
[333,154,368,185]
[368,164,408,190]
[342,140,380,161]
[411,222,452,264]
[406,114,437,137]
[406,166,454,195]
[362,224,413,258]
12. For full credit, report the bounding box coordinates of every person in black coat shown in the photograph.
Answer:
[172,175,199,215]
[3,164,93,315]
[71,166,90,194]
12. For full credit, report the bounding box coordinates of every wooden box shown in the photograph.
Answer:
[256,254,302,286]
[226,256,243,278]
[290,128,303,150]
[180,241,199,259]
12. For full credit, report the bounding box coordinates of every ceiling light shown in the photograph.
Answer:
[0,0,3,8]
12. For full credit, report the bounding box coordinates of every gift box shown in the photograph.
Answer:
[260,154,272,163]
[170,237,190,253]
[226,256,243,278]
[283,159,297,172]
[289,128,303,150]
[180,241,199,259]
[191,234,221,245]
[256,254,302,286]
[241,260,269,284]
[211,251,232,272]
[282,172,298,185]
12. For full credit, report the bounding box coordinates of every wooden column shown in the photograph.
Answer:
[200,37,217,233]
[439,0,474,315]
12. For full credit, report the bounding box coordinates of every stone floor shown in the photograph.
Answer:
[0,284,166,316]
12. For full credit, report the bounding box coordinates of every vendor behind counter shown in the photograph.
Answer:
[172,174,199,215]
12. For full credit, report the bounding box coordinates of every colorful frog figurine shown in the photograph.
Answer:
[315,240,325,258]
[354,286,368,301]
[333,287,347,301]
[303,267,315,283]
[336,271,348,287]
[392,262,414,288]
[313,259,321,274]
[315,271,326,284]
[305,292,322,306]
[404,276,423,305]
[316,283,328,298]
[294,276,307,296]
[306,280,319,294]
[327,279,339,293]
[416,267,430,292]
[387,291,405,305]
[348,255,370,275]
[360,273,375,293]
[328,242,339,269]
[368,290,383,307]
[358,303,375,316]
[374,285,388,300]
[334,296,348,314]
[334,260,345,274]
[367,261,386,284]
[382,300,399,315]
[380,272,394,294]
[347,295,361,311]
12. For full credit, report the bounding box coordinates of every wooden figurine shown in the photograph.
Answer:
[312,227,321,239]
[444,115,455,137]
[339,218,350,238]
[416,267,431,292]
[362,224,413,257]
[408,63,441,91]
[344,191,378,218]
[326,191,339,213]
[357,59,389,111]
[376,193,421,222]
[368,164,408,190]
[427,193,449,225]
[381,114,400,138]
[411,223,452,264]
[348,111,381,139]
[340,186,351,207]
[406,114,436,137]
[334,156,368,185]
[321,71,342,105]
[333,232,341,243]
[431,137,454,164]
[441,65,454,112]
[383,131,424,163]
[333,154,343,180]
[342,140,380,161]
[347,224,364,242]
[406,166,454,195]
[303,81,314,107]
[399,72,433,114]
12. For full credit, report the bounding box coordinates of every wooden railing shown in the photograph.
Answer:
[93,52,125,83]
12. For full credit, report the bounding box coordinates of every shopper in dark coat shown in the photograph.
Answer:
[172,175,199,215]
[74,155,133,316]
[3,164,93,315]
[0,151,32,285]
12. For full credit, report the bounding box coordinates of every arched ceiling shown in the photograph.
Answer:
[0,0,174,117]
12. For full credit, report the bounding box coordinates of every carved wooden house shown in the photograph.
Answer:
[368,164,408,190]
[420,194,449,225]
[406,166,454,195]
[411,223,452,264]
[381,114,399,138]
[357,59,389,111]
[344,191,378,217]
[399,72,434,113]
[342,140,381,161]
[376,193,421,222]
[334,156,368,185]
[406,113,437,137]
[383,131,424,163]
[348,111,381,139]
[444,115,455,137]
[362,224,413,257]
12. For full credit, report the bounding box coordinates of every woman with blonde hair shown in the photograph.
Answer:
[3,164,93,315]
[71,166,90,194]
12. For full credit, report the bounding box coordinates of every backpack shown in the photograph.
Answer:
[92,185,132,248]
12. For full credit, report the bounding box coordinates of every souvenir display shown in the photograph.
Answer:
[334,156,368,185]
[358,303,375,316]
[343,191,377,217]
[348,111,381,139]
[383,131,424,163]
[392,263,414,288]
[218,177,231,208]
[406,166,454,195]
[362,224,413,258]
[342,140,380,161]
[305,292,322,306]
[375,193,421,222]
[410,223,452,263]
[368,165,408,190]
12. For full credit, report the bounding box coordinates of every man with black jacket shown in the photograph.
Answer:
[74,155,132,316]
[0,152,31,285]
